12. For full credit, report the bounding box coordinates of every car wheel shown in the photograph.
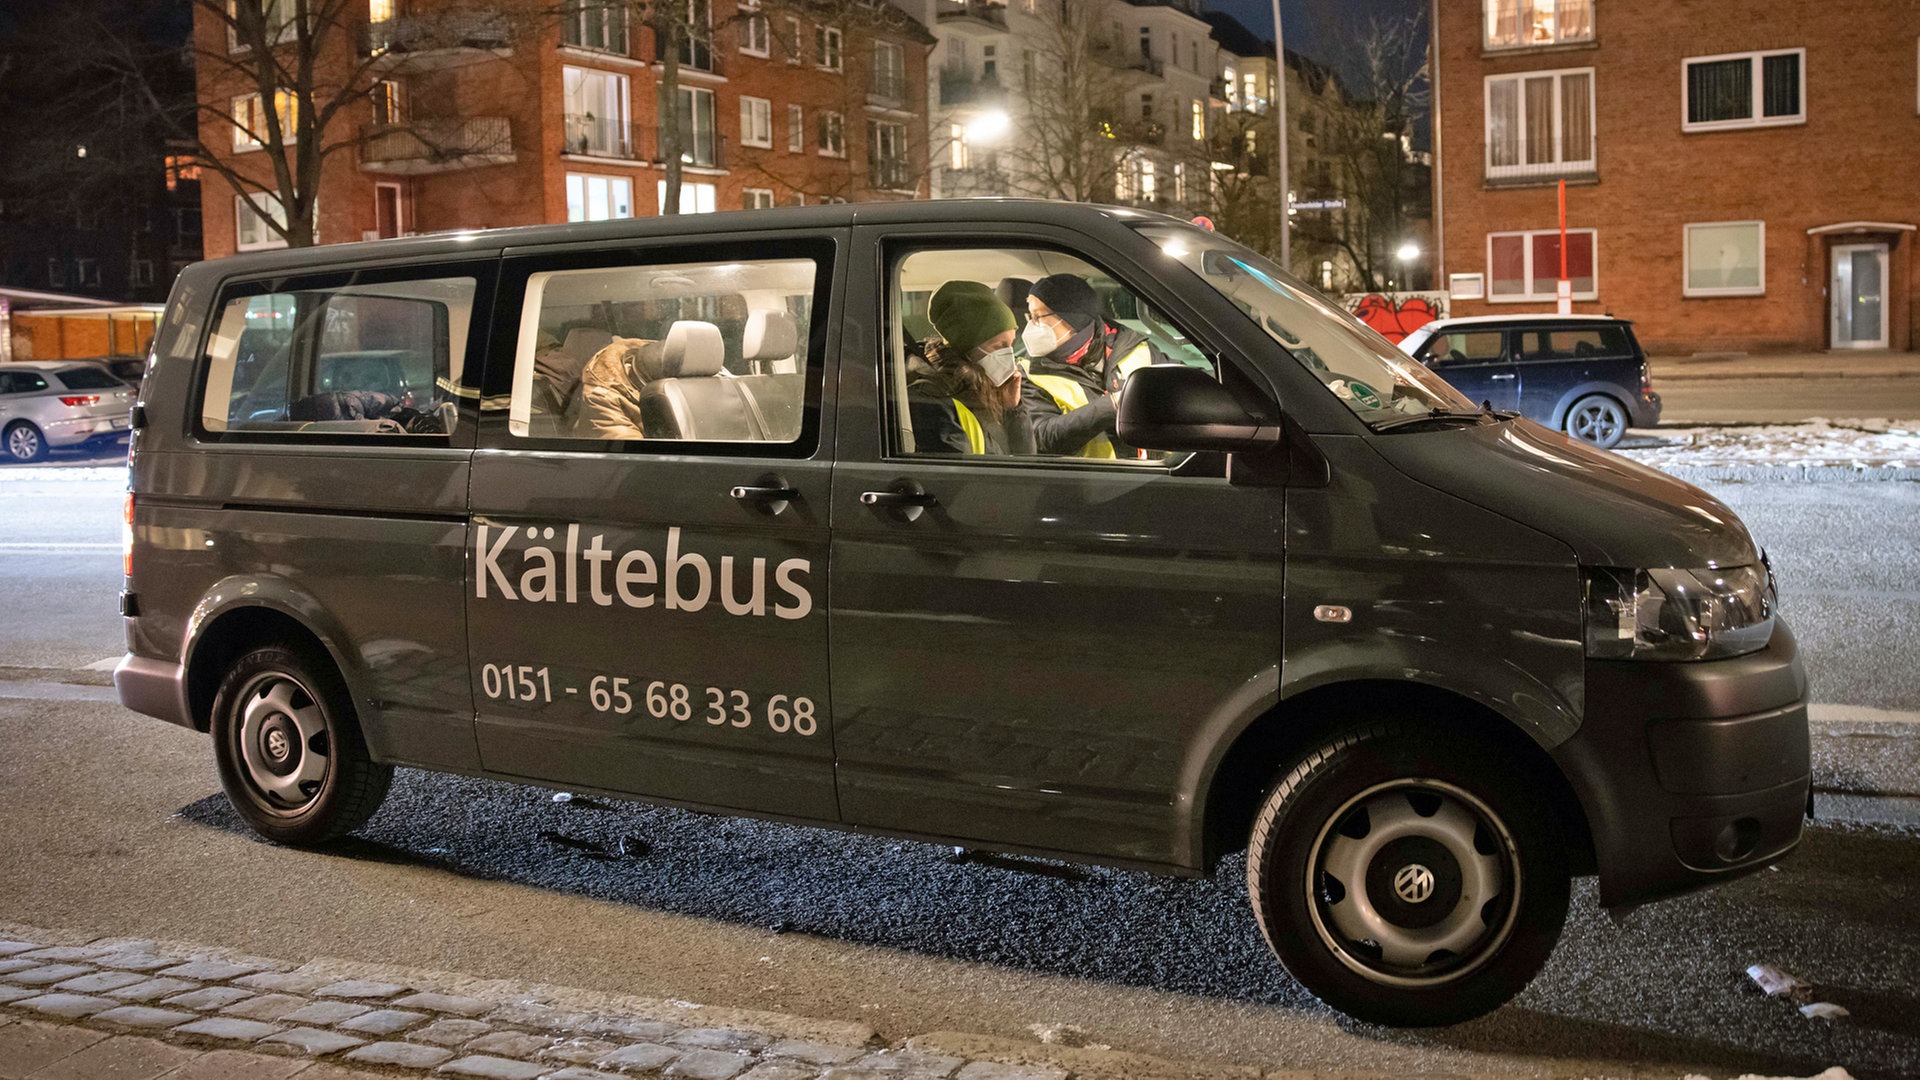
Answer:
[1565,395,1627,449]
[210,644,393,846]
[1246,723,1569,1027]
[3,421,46,463]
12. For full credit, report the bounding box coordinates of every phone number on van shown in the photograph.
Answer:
[479,664,818,736]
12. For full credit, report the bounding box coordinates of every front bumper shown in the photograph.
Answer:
[1551,618,1809,909]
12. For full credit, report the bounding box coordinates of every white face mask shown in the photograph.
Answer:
[1021,319,1059,358]
[974,346,1020,387]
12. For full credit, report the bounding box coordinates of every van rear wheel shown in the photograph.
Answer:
[210,644,392,846]
[1246,723,1568,1026]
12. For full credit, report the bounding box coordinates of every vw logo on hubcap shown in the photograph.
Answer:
[1393,863,1436,904]
[264,727,292,763]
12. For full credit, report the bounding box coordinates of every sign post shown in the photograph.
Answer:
[1557,179,1572,315]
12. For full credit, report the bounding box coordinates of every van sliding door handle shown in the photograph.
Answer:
[859,490,936,507]
[730,484,800,502]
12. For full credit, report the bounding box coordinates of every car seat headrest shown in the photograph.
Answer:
[743,310,798,361]
[659,321,726,378]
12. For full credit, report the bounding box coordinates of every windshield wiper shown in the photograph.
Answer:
[1372,409,1491,432]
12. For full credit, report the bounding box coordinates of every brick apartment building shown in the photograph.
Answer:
[195,0,932,259]
[1432,0,1919,354]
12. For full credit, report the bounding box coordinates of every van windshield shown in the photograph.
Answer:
[1137,224,1480,428]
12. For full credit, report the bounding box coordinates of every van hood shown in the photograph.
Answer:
[1367,419,1760,569]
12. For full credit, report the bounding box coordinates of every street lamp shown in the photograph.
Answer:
[1396,242,1421,263]
[964,109,1011,144]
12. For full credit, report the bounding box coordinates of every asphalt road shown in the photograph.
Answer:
[2,466,1918,1077]
[1656,374,1920,425]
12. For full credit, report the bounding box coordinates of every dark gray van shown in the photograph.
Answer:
[115,202,1807,1027]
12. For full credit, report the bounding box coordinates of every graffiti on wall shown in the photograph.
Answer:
[1342,292,1448,344]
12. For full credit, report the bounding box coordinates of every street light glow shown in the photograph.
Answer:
[1396,242,1421,262]
[965,110,1011,144]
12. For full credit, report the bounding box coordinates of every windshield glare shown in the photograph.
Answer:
[1139,224,1479,426]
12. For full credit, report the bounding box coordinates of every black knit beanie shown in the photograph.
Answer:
[1029,274,1102,332]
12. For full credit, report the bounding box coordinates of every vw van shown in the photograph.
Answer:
[115,201,1808,1026]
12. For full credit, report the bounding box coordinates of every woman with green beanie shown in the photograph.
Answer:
[907,280,1035,455]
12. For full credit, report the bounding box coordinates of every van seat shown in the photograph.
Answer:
[639,321,761,440]
[743,310,799,375]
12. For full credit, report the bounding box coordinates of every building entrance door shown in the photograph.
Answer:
[1831,243,1889,349]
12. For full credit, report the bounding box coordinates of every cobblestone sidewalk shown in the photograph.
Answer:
[0,925,1075,1080]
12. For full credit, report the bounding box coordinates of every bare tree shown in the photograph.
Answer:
[1001,0,1138,203]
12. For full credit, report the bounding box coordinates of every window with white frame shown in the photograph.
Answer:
[871,40,906,103]
[784,16,800,63]
[1191,98,1204,140]
[562,1,629,54]
[371,79,405,126]
[949,122,969,169]
[740,96,773,148]
[674,85,719,168]
[563,66,631,157]
[743,187,775,209]
[1484,68,1593,179]
[1684,49,1804,130]
[227,0,300,51]
[817,110,845,156]
[1684,221,1765,297]
[739,6,769,55]
[1487,228,1597,301]
[657,180,717,214]
[815,25,843,71]
[235,193,289,251]
[1483,0,1593,49]
[232,92,296,151]
[868,120,908,189]
[787,104,804,151]
[566,173,634,221]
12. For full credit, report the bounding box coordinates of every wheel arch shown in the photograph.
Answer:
[183,579,364,735]
[1191,678,1596,877]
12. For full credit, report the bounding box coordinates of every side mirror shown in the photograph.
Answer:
[1116,365,1281,453]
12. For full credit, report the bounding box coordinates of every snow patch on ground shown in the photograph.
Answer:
[1617,418,1920,468]
[0,466,126,483]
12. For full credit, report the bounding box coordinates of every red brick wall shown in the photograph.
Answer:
[1434,0,1920,354]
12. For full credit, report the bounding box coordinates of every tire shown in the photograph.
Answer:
[1246,723,1569,1027]
[1564,394,1627,449]
[3,422,46,463]
[209,644,392,846]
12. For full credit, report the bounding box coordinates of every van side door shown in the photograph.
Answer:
[825,224,1286,869]
[466,232,843,819]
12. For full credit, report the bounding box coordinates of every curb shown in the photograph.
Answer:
[1650,464,1920,484]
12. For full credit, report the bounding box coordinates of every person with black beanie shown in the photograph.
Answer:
[1017,274,1163,457]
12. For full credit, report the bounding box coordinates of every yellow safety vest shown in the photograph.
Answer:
[950,399,986,455]
[1027,343,1152,459]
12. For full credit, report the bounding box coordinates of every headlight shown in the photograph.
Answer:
[1583,563,1775,661]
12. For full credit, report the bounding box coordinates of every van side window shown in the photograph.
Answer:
[200,276,475,436]
[507,258,817,444]
[887,245,1213,461]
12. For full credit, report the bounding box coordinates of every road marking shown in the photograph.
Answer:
[0,681,120,702]
[0,542,119,551]
[1809,704,1920,725]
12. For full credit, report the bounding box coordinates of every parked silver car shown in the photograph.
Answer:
[0,362,136,462]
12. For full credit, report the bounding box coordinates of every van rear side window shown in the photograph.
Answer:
[200,276,475,436]
[507,258,817,443]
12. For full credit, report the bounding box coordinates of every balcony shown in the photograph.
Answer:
[1098,117,1164,146]
[362,117,515,173]
[938,70,1004,108]
[362,12,511,71]
[562,113,638,160]
[1128,55,1165,78]
[935,0,1007,34]
[649,128,726,170]
[869,158,915,192]
[868,76,910,110]
[941,166,1009,198]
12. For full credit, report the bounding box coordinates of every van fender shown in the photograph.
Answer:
[1550,381,1632,429]
[183,574,375,733]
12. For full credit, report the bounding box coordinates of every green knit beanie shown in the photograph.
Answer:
[929,280,1017,356]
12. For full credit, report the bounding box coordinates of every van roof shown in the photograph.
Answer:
[194,200,1186,279]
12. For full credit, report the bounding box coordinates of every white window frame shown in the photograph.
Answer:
[657,179,718,214]
[1682,220,1766,298]
[1485,228,1599,303]
[743,187,775,209]
[234,193,289,251]
[784,16,801,64]
[739,6,769,56]
[1681,48,1806,132]
[1483,66,1595,180]
[1448,272,1486,300]
[816,25,843,72]
[817,110,845,157]
[739,95,773,148]
[565,172,635,222]
[227,0,300,52]
[787,104,804,152]
[231,92,296,152]
[1482,0,1595,51]
[871,40,905,101]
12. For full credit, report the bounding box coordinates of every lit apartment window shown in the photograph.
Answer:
[235,193,289,251]
[817,110,845,157]
[788,105,804,151]
[816,25,843,71]
[164,155,202,191]
[868,120,908,190]
[563,66,631,157]
[871,41,905,102]
[566,174,633,221]
[674,86,719,167]
[1683,49,1804,131]
[371,79,406,125]
[740,96,773,148]
[1191,99,1204,140]
[657,180,718,214]
[949,123,970,169]
[563,1,629,54]
[1484,68,1593,180]
[1487,228,1597,302]
[739,5,769,56]
[231,92,297,151]
[1483,0,1593,50]
[744,187,775,209]
[1684,221,1765,297]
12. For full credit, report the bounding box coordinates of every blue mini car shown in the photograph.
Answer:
[1399,315,1662,448]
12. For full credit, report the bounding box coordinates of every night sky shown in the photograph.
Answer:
[1205,0,1426,73]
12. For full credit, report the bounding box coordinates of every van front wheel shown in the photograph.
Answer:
[1246,723,1568,1026]
[210,645,392,846]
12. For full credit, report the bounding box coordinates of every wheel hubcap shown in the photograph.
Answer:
[1307,780,1521,987]
[235,674,329,809]
[8,428,37,459]
[1572,405,1620,443]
